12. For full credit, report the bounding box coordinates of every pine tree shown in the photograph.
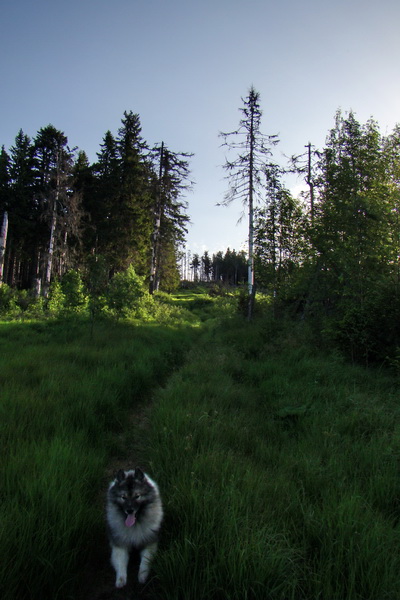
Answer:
[0,147,10,283]
[190,253,200,281]
[201,250,212,281]
[149,143,192,292]
[315,111,391,299]
[113,111,152,273]
[8,130,36,287]
[255,186,305,291]
[220,87,278,318]
[33,125,82,294]
[72,150,95,261]
[90,130,120,260]
[0,146,11,213]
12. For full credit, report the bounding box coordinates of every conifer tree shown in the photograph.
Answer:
[149,143,192,292]
[0,147,10,283]
[7,130,36,287]
[34,125,82,294]
[201,250,212,281]
[220,86,278,318]
[114,111,152,273]
[191,253,200,281]
[90,130,120,260]
[0,146,11,212]
[314,111,391,300]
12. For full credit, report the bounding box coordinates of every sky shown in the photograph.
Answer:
[1,0,400,257]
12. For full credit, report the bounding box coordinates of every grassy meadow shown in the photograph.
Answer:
[2,291,400,599]
[0,313,197,600]
[147,309,400,600]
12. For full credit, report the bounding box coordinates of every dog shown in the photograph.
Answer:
[106,467,163,588]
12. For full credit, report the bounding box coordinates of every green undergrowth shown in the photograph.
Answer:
[146,315,400,600]
[0,316,197,600]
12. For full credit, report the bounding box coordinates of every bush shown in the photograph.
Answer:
[0,284,18,318]
[321,281,400,365]
[106,265,145,318]
[61,270,89,314]
[22,296,45,319]
[47,279,65,315]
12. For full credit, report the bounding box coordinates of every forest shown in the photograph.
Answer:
[2,100,400,363]
[0,111,193,295]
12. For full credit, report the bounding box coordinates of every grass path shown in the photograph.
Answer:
[75,396,156,600]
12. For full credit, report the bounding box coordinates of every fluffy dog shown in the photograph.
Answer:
[106,468,163,587]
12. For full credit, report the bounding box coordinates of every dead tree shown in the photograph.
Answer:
[219,87,278,319]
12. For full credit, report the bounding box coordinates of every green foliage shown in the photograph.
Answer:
[270,110,400,363]
[254,188,307,292]
[0,284,18,316]
[0,285,45,319]
[47,279,65,315]
[106,264,145,318]
[60,270,89,313]
[321,280,400,364]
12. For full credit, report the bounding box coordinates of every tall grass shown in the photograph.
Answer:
[3,293,400,599]
[0,316,196,600]
[147,315,400,599]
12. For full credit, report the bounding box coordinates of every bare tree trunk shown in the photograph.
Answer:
[43,203,57,297]
[0,211,8,285]
[60,230,68,277]
[32,248,42,298]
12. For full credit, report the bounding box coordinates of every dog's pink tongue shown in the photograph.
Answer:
[125,513,136,527]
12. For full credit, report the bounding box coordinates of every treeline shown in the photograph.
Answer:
[0,111,192,294]
[184,248,248,284]
[250,110,400,364]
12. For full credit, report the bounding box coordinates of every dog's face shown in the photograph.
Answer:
[109,468,156,527]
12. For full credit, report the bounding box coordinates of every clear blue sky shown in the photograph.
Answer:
[1,0,399,256]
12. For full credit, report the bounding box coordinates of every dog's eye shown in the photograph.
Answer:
[120,494,127,500]
[133,493,141,500]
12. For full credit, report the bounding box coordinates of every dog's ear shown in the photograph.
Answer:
[116,469,126,482]
[134,467,145,481]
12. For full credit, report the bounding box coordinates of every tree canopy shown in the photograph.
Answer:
[0,112,192,293]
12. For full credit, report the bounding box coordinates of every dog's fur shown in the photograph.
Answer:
[106,468,163,587]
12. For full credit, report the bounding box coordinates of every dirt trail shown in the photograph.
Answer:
[76,401,160,600]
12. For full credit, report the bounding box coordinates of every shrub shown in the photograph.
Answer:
[0,284,18,317]
[47,279,66,315]
[106,265,145,318]
[61,270,89,314]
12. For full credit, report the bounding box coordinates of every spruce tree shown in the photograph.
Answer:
[90,130,120,261]
[0,147,10,284]
[114,111,152,273]
[149,143,192,292]
[8,130,36,287]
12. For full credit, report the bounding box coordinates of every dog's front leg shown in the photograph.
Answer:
[138,542,157,583]
[111,545,129,588]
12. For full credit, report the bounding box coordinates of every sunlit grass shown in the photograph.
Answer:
[147,315,400,599]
